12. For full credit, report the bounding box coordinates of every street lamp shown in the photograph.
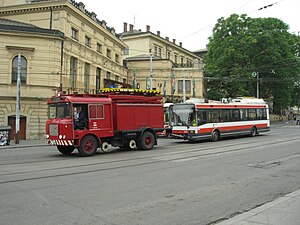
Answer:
[252,71,259,98]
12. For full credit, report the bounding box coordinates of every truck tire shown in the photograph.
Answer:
[57,146,75,155]
[137,131,155,150]
[78,135,98,156]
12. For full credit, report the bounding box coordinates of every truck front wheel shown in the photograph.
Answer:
[78,135,98,156]
[137,131,155,150]
[57,146,75,155]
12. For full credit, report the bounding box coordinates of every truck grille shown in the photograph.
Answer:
[49,124,58,136]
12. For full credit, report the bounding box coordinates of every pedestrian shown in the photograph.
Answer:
[297,115,300,125]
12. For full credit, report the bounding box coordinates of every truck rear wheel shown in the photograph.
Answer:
[57,146,75,155]
[78,135,98,156]
[137,131,155,150]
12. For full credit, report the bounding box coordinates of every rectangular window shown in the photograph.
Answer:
[167,51,171,59]
[85,36,91,47]
[248,108,257,120]
[84,63,90,93]
[96,67,101,93]
[115,54,119,63]
[115,75,120,82]
[219,109,231,122]
[89,105,104,119]
[106,49,111,58]
[177,80,191,94]
[158,48,161,57]
[196,109,208,125]
[175,55,178,64]
[231,109,240,122]
[154,46,158,56]
[71,27,78,40]
[96,43,102,53]
[208,109,220,123]
[70,57,77,88]
[106,71,111,80]
[240,109,247,120]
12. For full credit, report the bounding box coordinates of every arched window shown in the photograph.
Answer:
[12,55,27,84]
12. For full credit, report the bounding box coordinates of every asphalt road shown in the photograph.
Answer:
[0,122,300,225]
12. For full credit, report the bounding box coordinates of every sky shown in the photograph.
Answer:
[81,0,299,52]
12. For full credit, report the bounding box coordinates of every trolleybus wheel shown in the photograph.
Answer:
[78,135,98,156]
[137,131,155,150]
[211,130,220,142]
[250,126,257,137]
[57,146,75,155]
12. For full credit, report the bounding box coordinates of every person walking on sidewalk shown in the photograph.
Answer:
[296,115,300,125]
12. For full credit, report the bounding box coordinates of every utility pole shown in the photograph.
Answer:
[149,49,153,90]
[183,75,186,103]
[15,54,21,144]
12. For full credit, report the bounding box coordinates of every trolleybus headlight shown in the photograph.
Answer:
[189,130,195,134]
[59,135,62,139]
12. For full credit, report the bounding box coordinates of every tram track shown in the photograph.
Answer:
[0,134,299,185]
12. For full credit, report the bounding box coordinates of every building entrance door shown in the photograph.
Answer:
[8,116,26,140]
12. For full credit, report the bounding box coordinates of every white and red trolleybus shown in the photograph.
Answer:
[170,97,270,142]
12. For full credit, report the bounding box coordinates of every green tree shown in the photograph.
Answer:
[204,14,300,114]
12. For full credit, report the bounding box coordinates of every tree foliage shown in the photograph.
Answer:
[204,14,300,114]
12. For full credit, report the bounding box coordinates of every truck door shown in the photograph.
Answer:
[88,104,113,136]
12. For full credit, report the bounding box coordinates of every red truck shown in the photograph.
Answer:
[45,88,168,156]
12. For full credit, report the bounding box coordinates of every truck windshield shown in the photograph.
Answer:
[48,103,71,119]
[170,104,195,126]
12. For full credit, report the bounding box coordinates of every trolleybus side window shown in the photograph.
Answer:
[208,109,220,123]
[256,108,267,120]
[248,108,257,120]
[240,109,247,121]
[231,109,240,122]
[196,109,207,125]
[219,109,231,122]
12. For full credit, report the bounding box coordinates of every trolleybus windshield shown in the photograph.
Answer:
[48,103,71,119]
[171,104,195,126]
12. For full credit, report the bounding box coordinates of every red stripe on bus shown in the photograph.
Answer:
[195,105,266,109]
[198,124,269,133]
[173,123,269,134]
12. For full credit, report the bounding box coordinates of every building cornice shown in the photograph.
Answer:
[0,0,127,48]
[122,31,200,59]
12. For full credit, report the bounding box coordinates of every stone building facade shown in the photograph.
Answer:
[121,23,205,102]
[0,0,128,140]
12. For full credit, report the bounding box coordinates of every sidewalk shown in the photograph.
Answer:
[217,189,300,225]
[0,139,47,149]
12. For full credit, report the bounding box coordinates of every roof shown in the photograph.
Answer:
[0,18,64,38]
[0,18,37,27]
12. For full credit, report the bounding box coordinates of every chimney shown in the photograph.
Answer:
[157,31,160,36]
[123,22,128,32]
[173,39,176,44]
[129,24,134,32]
[146,25,150,32]
[179,42,182,47]
[166,37,169,41]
